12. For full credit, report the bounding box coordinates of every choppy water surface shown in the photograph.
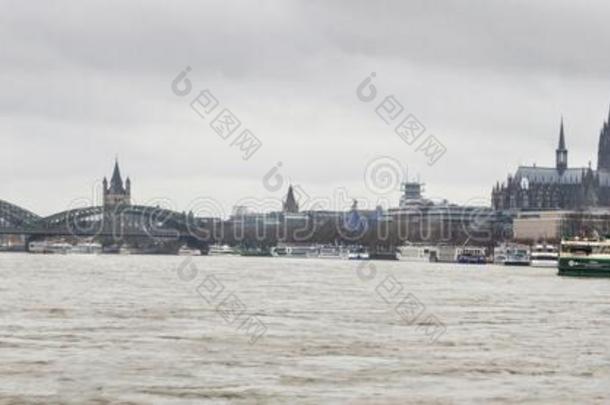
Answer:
[1,253,609,404]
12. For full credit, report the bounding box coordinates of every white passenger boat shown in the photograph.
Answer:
[50,243,72,254]
[397,245,438,262]
[494,243,530,266]
[208,244,238,255]
[28,241,49,253]
[70,242,102,254]
[271,244,319,258]
[317,245,347,259]
[530,244,558,267]
[347,246,370,260]
[29,241,71,254]
[178,246,202,256]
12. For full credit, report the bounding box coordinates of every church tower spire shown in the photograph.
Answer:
[556,117,568,174]
[110,158,125,193]
[597,106,610,172]
[282,185,299,213]
[103,158,131,206]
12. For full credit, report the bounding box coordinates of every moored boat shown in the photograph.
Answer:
[178,245,202,256]
[28,241,71,254]
[317,245,347,260]
[70,242,102,254]
[494,243,530,266]
[558,238,610,277]
[270,244,319,258]
[347,246,370,260]
[28,241,50,254]
[530,243,558,268]
[208,244,238,256]
[239,247,272,257]
[397,245,438,262]
[456,247,487,264]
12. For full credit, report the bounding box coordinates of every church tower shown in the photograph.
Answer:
[556,118,568,174]
[597,106,610,172]
[282,185,299,213]
[103,159,131,207]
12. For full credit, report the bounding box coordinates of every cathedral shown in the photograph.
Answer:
[103,159,131,207]
[492,108,610,211]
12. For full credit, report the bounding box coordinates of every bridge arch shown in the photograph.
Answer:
[0,199,40,229]
[36,204,200,238]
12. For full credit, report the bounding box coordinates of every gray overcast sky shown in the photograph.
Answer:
[2,0,610,216]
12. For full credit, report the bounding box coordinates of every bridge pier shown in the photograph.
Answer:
[24,235,30,252]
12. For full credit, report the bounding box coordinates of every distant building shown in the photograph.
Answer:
[512,211,567,242]
[388,181,504,245]
[513,209,610,243]
[492,109,610,212]
[103,159,131,207]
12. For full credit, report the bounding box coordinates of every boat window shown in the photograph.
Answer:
[561,245,592,255]
[595,245,610,254]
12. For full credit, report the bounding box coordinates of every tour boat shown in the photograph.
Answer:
[208,244,238,256]
[70,242,102,254]
[455,247,487,264]
[493,243,530,266]
[271,244,318,258]
[346,246,370,260]
[50,243,72,254]
[530,244,558,268]
[317,245,347,259]
[28,241,71,254]
[239,247,272,257]
[397,245,438,262]
[558,238,610,277]
[178,246,202,256]
[28,241,50,254]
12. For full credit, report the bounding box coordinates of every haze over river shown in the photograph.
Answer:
[1,253,609,404]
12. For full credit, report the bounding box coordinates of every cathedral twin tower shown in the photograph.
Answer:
[597,108,610,172]
[493,107,610,211]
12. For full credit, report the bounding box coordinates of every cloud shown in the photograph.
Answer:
[1,0,610,215]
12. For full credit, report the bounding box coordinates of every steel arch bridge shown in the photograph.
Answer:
[0,201,217,242]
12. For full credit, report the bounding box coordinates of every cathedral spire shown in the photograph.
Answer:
[556,117,568,174]
[598,107,610,171]
[558,117,566,150]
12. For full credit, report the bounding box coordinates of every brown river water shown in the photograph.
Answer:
[0,253,609,404]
